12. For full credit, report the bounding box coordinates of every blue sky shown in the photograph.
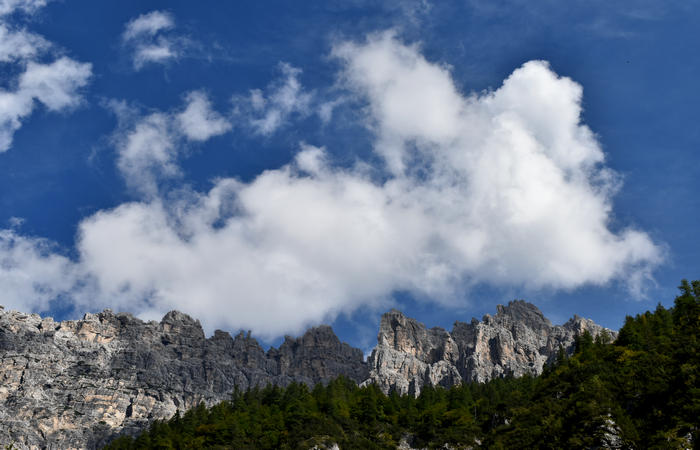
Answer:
[0,0,698,351]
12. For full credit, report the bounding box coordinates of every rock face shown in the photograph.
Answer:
[0,307,367,449]
[0,300,615,448]
[364,300,617,395]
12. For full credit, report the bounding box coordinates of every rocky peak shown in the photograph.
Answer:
[495,300,552,330]
[272,325,368,385]
[365,302,617,395]
[295,325,340,348]
[377,309,451,363]
[161,310,204,337]
[562,314,612,339]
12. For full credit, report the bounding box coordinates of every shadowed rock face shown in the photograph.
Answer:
[363,300,617,396]
[0,301,614,448]
[0,307,367,449]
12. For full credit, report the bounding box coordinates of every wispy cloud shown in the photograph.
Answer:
[464,0,681,40]
[235,62,313,136]
[121,10,182,70]
[0,0,49,17]
[122,10,174,40]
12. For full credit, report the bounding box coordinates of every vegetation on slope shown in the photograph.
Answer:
[105,280,700,449]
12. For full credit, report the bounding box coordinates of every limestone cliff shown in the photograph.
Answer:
[363,300,617,395]
[0,307,366,449]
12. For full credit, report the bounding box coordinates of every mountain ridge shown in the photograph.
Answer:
[364,300,616,395]
[0,301,614,449]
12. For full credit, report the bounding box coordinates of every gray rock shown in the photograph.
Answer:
[0,308,367,449]
[363,300,617,395]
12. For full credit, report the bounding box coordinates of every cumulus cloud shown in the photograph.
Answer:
[72,33,660,338]
[0,32,662,339]
[122,10,180,70]
[237,62,313,135]
[331,31,661,291]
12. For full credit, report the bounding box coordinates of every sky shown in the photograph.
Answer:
[0,0,698,352]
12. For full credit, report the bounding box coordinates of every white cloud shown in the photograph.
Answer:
[0,57,91,152]
[122,10,174,40]
[109,91,230,197]
[176,91,231,141]
[19,57,92,110]
[240,62,313,136]
[0,32,662,339]
[7,216,24,228]
[74,165,408,337]
[0,0,48,17]
[0,90,33,151]
[318,97,346,124]
[0,230,78,312]
[295,143,327,175]
[0,3,92,152]
[330,31,661,292]
[0,24,49,61]
[122,10,179,70]
[115,112,178,197]
[133,44,176,68]
[333,31,465,174]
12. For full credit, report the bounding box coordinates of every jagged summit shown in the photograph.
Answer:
[494,300,552,329]
[161,309,201,327]
[0,303,615,448]
[365,300,616,395]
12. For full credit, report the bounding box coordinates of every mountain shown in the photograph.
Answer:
[0,301,613,449]
[365,300,616,395]
[0,308,366,449]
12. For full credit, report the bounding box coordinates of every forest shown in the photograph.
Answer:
[105,280,700,449]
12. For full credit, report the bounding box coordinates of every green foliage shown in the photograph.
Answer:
[104,280,700,449]
[490,279,700,449]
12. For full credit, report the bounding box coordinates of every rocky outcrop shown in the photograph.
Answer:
[364,300,617,395]
[0,307,367,449]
